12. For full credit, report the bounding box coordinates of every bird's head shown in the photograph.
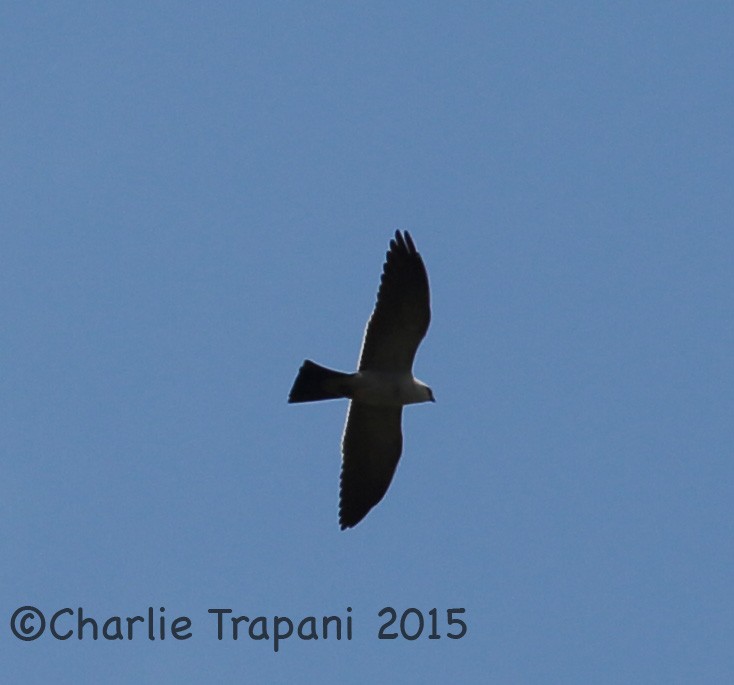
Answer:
[414,379,435,403]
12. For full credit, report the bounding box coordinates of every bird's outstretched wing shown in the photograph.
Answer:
[339,402,403,529]
[357,231,430,373]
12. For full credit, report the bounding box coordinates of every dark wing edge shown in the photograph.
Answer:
[339,402,404,529]
[357,230,431,372]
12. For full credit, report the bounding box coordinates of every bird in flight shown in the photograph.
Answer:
[288,231,434,529]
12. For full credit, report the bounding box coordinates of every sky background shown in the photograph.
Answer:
[2,2,733,682]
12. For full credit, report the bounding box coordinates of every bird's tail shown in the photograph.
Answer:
[288,360,354,403]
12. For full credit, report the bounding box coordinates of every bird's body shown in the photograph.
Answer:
[289,231,433,529]
[349,370,433,407]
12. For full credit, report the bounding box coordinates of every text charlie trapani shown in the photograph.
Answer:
[10,606,354,652]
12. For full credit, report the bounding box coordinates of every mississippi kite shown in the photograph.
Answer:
[288,231,434,529]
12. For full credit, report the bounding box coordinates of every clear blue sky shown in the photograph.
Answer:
[2,2,733,682]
